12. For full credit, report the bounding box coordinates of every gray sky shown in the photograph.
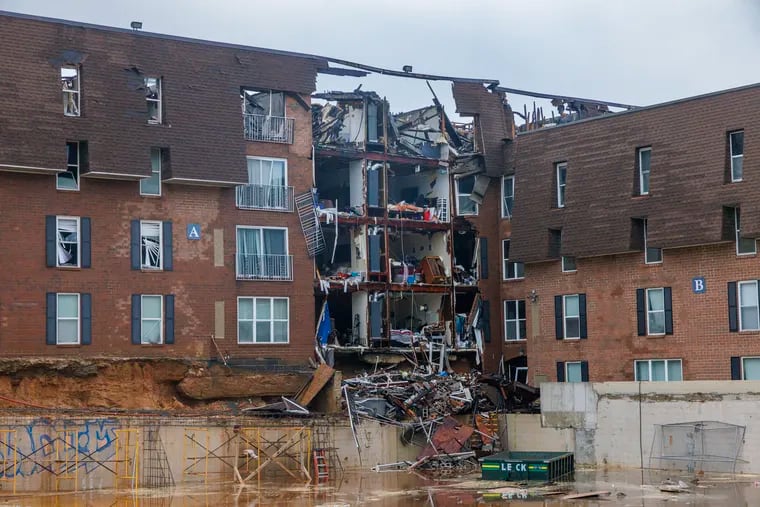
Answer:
[3,0,760,119]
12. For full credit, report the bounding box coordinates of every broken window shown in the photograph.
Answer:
[242,89,292,143]
[140,295,163,344]
[501,176,514,218]
[502,240,524,280]
[729,131,744,182]
[237,297,289,344]
[145,77,162,124]
[734,208,756,255]
[503,300,526,341]
[56,293,80,344]
[56,216,80,267]
[643,219,662,264]
[140,148,162,196]
[455,175,478,215]
[61,66,80,116]
[634,359,682,381]
[140,221,163,269]
[58,142,80,191]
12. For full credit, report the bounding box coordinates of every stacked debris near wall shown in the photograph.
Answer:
[342,368,539,472]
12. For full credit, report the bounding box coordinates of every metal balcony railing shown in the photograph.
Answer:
[236,253,293,281]
[236,184,294,212]
[243,114,295,144]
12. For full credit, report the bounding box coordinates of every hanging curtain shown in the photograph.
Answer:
[141,222,161,267]
[57,219,78,265]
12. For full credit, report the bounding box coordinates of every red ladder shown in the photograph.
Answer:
[313,449,329,482]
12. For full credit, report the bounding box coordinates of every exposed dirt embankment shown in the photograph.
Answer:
[0,358,308,411]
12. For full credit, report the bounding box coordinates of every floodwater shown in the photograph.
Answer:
[2,469,760,506]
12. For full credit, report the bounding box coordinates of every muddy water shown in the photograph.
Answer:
[4,469,760,506]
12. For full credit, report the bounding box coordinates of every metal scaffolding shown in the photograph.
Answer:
[234,426,312,486]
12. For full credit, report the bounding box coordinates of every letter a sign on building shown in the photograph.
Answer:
[187,223,201,240]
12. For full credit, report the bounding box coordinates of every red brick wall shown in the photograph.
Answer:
[499,241,760,382]
[0,94,316,365]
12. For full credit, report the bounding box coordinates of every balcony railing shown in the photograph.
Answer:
[236,253,293,281]
[236,184,294,212]
[243,114,295,144]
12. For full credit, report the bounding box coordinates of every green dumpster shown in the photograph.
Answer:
[480,451,574,482]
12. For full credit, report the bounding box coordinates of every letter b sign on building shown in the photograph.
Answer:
[692,277,706,294]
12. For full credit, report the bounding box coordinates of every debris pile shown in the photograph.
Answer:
[343,368,540,472]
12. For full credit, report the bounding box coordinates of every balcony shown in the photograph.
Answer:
[243,114,294,144]
[236,184,294,212]
[236,253,293,281]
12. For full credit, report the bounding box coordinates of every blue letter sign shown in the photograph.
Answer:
[187,223,201,240]
[692,277,706,294]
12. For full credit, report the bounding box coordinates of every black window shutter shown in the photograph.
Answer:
[46,216,56,267]
[481,300,491,343]
[728,282,738,332]
[131,294,141,344]
[664,287,673,335]
[130,220,141,270]
[580,361,589,382]
[579,293,588,339]
[163,221,173,271]
[81,293,92,345]
[81,217,91,268]
[165,295,175,344]
[731,356,742,380]
[556,362,565,382]
[636,288,646,336]
[479,237,488,279]
[554,295,563,339]
[46,292,56,345]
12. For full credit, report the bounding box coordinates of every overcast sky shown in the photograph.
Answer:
[3,0,759,119]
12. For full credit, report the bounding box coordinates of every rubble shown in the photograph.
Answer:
[343,367,539,472]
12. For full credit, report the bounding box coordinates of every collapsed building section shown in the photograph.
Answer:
[312,89,496,369]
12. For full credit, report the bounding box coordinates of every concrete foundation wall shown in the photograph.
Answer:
[541,381,760,472]
[504,414,574,453]
[0,415,412,492]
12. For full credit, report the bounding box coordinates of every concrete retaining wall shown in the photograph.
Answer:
[540,381,760,473]
[0,415,414,492]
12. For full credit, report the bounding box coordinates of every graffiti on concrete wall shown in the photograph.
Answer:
[0,418,121,477]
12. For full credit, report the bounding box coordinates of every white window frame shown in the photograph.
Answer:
[563,294,581,340]
[741,357,760,380]
[235,226,290,280]
[634,359,682,381]
[643,219,662,264]
[738,280,760,331]
[140,220,163,270]
[246,156,288,186]
[561,256,576,273]
[61,65,80,117]
[237,296,290,344]
[501,175,514,218]
[140,294,164,345]
[646,288,666,336]
[565,361,583,383]
[730,130,744,183]
[555,162,567,208]
[56,293,80,345]
[145,77,162,124]
[502,240,524,281]
[735,208,756,256]
[455,176,479,216]
[56,216,80,268]
[140,148,162,197]
[638,147,651,195]
[503,300,526,342]
[58,141,80,191]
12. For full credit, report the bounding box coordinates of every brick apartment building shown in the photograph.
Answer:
[0,11,326,364]
[500,84,760,383]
